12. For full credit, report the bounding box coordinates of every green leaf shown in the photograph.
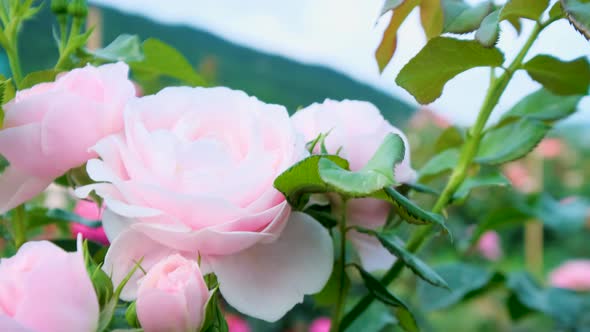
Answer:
[130,38,206,86]
[475,9,501,47]
[20,69,59,89]
[373,187,452,238]
[354,264,419,332]
[2,78,15,104]
[97,259,144,332]
[273,155,349,209]
[453,170,510,202]
[348,301,397,332]
[469,208,530,246]
[533,194,589,234]
[500,88,582,123]
[201,287,229,332]
[523,55,590,95]
[420,0,444,39]
[561,0,590,39]
[500,0,548,21]
[417,263,504,311]
[26,207,102,229]
[549,1,564,20]
[507,272,586,327]
[396,37,504,104]
[92,34,144,62]
[318,133,405,197]
[442,0,493,34]
[375,0,420,72]
[380,0,405,16]
[418,148,460,180]
[476,119,550,165]
[355,227,449,289]
[434,127,465,153]
[0,80,7,127]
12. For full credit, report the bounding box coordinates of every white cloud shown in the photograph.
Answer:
[90,0,590,126]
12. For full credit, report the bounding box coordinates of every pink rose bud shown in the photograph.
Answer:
[476,231,502,261]
[0,238,99,332]
[136,254,210,332]
[80,87,333,322]
[292,99,416,272]
[549,260,590,291]
[71,200,109,245]
[0,63,135,214]
[309,317,331,332]
[226,313,251,332]
[535,138,563,159]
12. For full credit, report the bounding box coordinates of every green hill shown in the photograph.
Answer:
[13,5,415,124]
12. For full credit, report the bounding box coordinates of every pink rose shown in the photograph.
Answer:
[0,237,99,332]
[136,254,209,332]
[476,231,502,261]
[549,259,590,291]
[535,138,563,159]
[226,314,251,332]
[0,62,135,213]
[77,87,333,321]
[291,99,416,271]
[309,317,331,332]
[71,200,109,245]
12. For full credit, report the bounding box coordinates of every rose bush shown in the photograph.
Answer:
[291,99,416,271]
[0,62,135,213]
[77,86,333,321]
[136,254,210,332]
[0,237,99,332]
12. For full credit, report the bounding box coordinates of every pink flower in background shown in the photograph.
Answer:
[476,231,502,261]
[535,138,563,159]
[136,255,209,332]
[503,162,536,193]
[309,317,331,332]
[226,314,251,332]
[0,62,135,214]
[292,99,416,272]
[0,237,99,332]
[77,87,333,322]
[549,260,590,291]
[70,200,109,245]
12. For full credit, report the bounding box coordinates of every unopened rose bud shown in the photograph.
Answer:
[67,0,88,18]
[51,0,68,15]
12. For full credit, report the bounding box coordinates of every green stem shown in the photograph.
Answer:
[339,22,543,331]
[55,17,83,70]
[5,41,22,87]
[331,199,349,332]
[13,204,26,249]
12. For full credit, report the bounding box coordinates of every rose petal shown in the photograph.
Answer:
[348,230,395,272]
[208,212,333,321]
[103,230,178,300]
[0,167,52,214]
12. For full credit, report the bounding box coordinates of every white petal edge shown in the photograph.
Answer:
[208,211,334,322]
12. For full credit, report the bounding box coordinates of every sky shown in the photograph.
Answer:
[90,0,590,126]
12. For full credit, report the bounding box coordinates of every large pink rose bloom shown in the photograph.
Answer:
[77,87,333,321]
[291,100,416,272]
[0,63,135,213]
[549,259,590,291]
[0,238,99,332]
[137,255,209,332]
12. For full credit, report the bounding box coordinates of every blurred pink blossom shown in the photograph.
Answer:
[226,314,251,332]
[70,200,108,245]
[535,138,563,159]
[477,231,502,261]
[503,162,535,193]
[549,260,590,291]
[309,317,331,332]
